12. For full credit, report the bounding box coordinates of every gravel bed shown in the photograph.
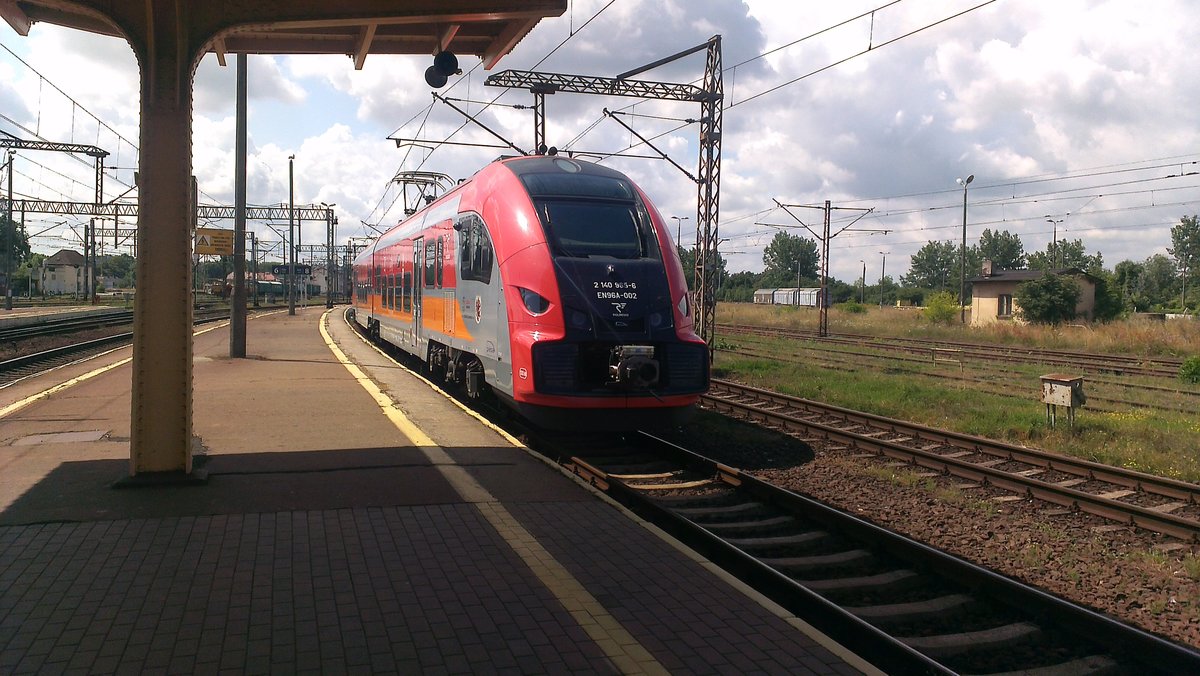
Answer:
[654,407,1200,650]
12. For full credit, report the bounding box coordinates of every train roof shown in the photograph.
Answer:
[353,155,642,267]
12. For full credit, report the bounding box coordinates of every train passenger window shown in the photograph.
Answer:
[436,236,444,288]
[403,272,412,311]
[424,240,437,288]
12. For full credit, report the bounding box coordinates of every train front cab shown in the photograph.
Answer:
[493,157,709,430]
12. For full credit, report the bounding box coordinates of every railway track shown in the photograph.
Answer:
[703,379,1200,543]
[719,323,1186,379]
[725,342,1200,415]
[537,430,1200,674]
[0,308,237,388]
[0,308,136,342]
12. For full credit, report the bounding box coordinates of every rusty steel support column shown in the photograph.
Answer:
[693,36,722,358]
[128,2,197,478]
[230,53,247,357]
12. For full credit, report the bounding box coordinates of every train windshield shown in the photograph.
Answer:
[522,173,660,259]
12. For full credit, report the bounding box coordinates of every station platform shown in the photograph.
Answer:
[0,307,873,675]
[0,303,126,328]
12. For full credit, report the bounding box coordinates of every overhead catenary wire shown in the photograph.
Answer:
[361,0,618,238]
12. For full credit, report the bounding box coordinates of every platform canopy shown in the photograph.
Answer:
[1,0,564,69]
[2,0,565,480]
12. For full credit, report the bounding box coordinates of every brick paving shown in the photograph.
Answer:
[0,507,617,674]
[0,309,871,674]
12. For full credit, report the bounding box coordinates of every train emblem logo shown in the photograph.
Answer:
[474,295,482,324]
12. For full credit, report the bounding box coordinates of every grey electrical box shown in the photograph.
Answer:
[1040,374,1085,427]
[1041,375,1085,406]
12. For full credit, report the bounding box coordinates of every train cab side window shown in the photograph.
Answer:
[457,215,493,285]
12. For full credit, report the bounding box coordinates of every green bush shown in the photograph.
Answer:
[1014,273,1080,325]
[923,291,959,324]
[840,301,866,314]
[1181,356,1200,384]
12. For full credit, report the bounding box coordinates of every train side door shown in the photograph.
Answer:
[371,251,379,318]
[412,238,423,343]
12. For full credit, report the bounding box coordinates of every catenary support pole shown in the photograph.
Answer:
[230,52,248,357]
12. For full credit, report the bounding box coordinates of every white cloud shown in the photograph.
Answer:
[3,0,1200,283]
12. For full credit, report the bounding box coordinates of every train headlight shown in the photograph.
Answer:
[518,287,550,315]
[568,308,592,331]
[677,294,690,317]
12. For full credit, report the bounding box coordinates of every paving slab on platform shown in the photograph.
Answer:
[0,308,873,675]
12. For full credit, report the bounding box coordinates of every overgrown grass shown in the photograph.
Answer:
[719,302,1200,358]
[713,342,1200,482]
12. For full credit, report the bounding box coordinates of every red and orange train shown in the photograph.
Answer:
[350,155,708,429]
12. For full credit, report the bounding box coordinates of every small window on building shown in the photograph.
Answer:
[998,294,1013,318]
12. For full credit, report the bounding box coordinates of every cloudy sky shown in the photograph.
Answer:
[2,0,1198,284]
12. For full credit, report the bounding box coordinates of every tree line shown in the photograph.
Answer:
[706,215,1200,318]
[5,212,1199,314]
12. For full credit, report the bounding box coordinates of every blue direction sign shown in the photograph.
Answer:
[271,264,312,275]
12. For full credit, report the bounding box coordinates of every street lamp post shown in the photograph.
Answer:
[879,251,889,308]
[4,151,13,311]
[288,154,295,315]
[670,216,689,249]
[1045,218,1063,269]
[321,202,336,309]
[956,174,974,323]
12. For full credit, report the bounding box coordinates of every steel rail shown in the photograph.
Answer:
[561,432,1200,674]
[703,381,1200,542]
[711,379,1200,502]
[0,311,236,386]
[723,342,1200,415]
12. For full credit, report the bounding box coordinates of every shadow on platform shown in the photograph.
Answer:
[0,446,535,526]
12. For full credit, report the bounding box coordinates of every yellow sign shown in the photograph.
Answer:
[195,227,235,255]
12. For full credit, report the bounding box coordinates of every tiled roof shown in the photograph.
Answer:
[44,249,85,266]
[970,267,1095,283]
